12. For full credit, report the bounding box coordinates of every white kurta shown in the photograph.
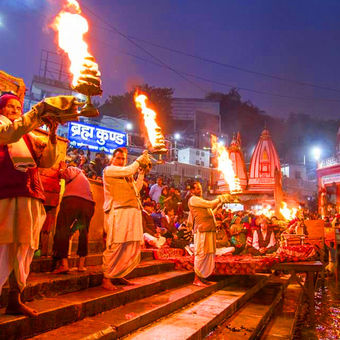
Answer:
[189,195,219,279]
[102,161,144,278]
[0,111,57,293]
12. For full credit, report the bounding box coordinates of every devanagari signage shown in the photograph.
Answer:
[68,122,127,153]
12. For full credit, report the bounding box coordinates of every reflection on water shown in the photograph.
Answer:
[315,275,340,340]
[295,271,340,340]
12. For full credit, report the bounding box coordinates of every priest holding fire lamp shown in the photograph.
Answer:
[102,148,151,290]
[0,93,82,317]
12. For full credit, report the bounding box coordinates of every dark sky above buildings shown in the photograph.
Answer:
[1,0,340,119]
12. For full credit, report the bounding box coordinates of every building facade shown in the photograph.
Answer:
[178,147,210,168]
[316,126,340,215]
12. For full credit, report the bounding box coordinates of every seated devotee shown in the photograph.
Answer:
[287,212,308,235]
[216,222,235,256]
[229,216,247,255]
[142,202,167,249]
[142,201,157,235]
[150,203,163,228]
[164,187,181,213]
[177,220,193,244]
[248,218,278,256]
[158,186,170,209]
[269,215,286,238]
[161,208,178,236]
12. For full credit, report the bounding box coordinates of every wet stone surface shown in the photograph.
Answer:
[294,270,340,340]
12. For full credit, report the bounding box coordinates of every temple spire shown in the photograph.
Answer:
[228,132,248,190]
[248,128,281,192]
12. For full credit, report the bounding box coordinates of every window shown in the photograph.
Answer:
[196,160,200,165]
[201,152,205,156]
[196,150,200,156]
[295,171,301,179]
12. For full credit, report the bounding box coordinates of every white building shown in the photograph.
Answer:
[171,98,220,121]
[171,98,222,149]
[178,147,210,168]
[281,163,308,181]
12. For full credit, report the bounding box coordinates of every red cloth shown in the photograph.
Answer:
[0,135,45,201]
[276,245,317,262]
[39,167,61,207]
[154,245,317,275]
[0,94,20,110]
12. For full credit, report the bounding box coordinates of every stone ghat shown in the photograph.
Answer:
[0,248,315,339]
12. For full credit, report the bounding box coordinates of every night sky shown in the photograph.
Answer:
[1,0,340,119]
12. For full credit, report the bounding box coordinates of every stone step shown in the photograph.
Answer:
[0,260,174,309]
[260,283,303,340]
[70,240,103,254]
[0,270,194,340]
[124,274,271,340]
[205,283,283,339]
[29,276,246,339]
[31,250,155,273]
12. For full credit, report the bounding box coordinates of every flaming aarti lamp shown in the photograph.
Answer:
[149,127,168,163]
[150,127,168,154]
[72,56,102,118]
[134,93,168,163]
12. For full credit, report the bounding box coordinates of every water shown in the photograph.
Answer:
[295,271,340,340]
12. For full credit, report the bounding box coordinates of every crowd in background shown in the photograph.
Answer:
[51,147,340,262]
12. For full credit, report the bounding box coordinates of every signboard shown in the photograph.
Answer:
[321,173,340,185]
[68,122,127,154]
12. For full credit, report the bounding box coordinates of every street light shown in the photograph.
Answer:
[311,147,321,161]
[125,122,133,131]
[173,133,181,161]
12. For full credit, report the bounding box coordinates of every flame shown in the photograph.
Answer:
[52,0,100,86]
[134,93,165,149]
[254,205,275,219]
[211,135,241,193]
[280,202,298,221]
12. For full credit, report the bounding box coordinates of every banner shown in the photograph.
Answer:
[68,122,127,154]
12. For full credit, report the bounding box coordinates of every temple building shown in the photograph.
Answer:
[228,133,248,191]
[248,128,281,193]
[316,125,340,216]
[211,128,285,211]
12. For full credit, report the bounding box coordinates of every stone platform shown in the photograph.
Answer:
[0,250,307,340]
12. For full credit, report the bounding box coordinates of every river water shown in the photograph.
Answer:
[294,271,340,339]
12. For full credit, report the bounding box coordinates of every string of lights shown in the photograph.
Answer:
[12,0,340,104]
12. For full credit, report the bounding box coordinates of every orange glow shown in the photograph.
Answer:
[134,93,165,150]
[52,0,100,86]
[254,205,275,219]
[211,135,241,193]
[280,202,298,221]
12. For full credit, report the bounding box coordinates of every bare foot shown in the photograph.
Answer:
[201,278,214,285]
[101,278,118,291]
[193,275,210,287]
[6,302,39,318]
[115,277,134,285]
[52,265,69,274]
